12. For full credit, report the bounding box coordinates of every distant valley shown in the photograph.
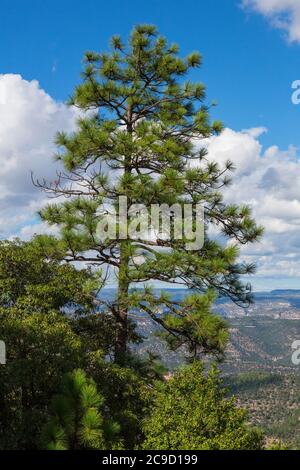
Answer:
[113,287,300,446]
[101,288,300,373]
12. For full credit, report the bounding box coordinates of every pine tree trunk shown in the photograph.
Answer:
[115,107,132,364]
[115,241,129,363]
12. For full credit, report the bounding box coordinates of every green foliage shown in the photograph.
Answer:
[0,26,271,452]
[142,361,264,450]
[73,312,141,360]
[43,369,120,450]
[0,239,97,313]
[0,239,101,449]
[0,308,81,449]
[266,439,291,450]
[0,238,266,452]
[86,356,156,449]
[129,288,229,359]
[36,25,263,360]
[227,371,282,394]
[0,240,159,450]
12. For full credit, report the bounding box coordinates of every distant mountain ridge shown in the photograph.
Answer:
[99,287,300,373]
[270,289,300,295]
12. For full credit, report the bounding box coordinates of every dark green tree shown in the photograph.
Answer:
[43,369,120,450]
[0,239,98,313]
[0,308,82,449]
[86,355,158,449]
[35,25,263,362]
[0,240,157,449]
[0,240,99,449]
[142,361,264,450]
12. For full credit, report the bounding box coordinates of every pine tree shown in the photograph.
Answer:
[35,25,263,363]
[43,369,120,450]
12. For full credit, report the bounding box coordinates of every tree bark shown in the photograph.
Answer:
[115,108,132,363]
[115,240,129,363]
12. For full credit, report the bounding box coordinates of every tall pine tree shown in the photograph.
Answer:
[35,25,263,362]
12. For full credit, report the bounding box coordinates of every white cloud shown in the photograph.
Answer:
[243,0,300,43]
[1,73,300,288]
[0,74,79,239]
[205,126,300,284]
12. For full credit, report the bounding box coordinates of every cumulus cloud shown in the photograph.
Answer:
[1,73,300,287]
[0,74,79,239]
[242,0,300,43]
[205,127,300,283]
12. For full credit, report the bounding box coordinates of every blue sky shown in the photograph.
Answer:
[1,0,300,290]
[2,0,300,149]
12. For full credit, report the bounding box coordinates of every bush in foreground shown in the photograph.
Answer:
[142,361,264,450]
